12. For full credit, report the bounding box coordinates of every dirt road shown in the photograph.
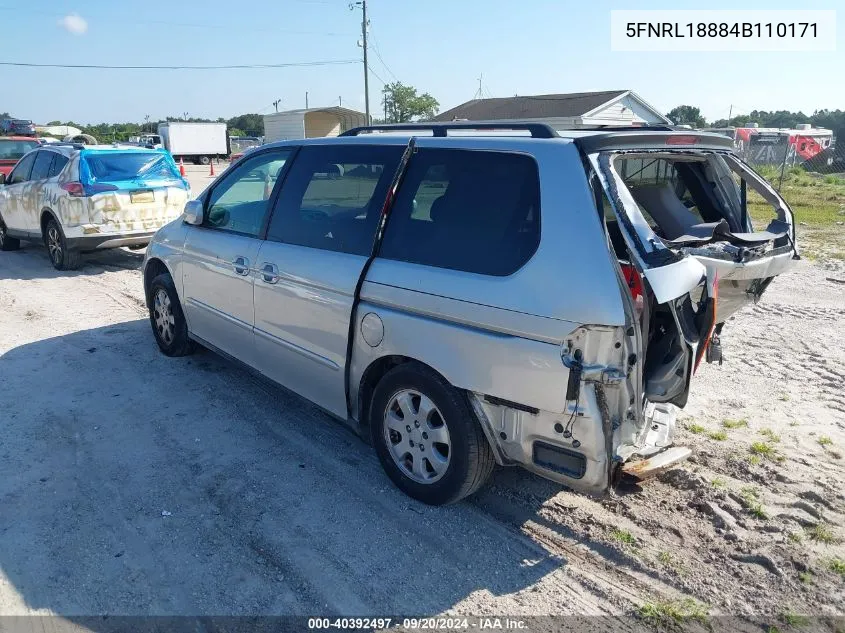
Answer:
[1,236,843,628]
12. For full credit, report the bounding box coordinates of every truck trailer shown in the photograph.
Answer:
[157,122,228,165]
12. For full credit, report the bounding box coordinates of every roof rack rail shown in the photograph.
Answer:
[44,142,87,150]
[340,121,559,139]
[555,124,677,132]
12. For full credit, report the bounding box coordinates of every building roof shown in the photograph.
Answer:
[434,90,631,122]
[264,106,365,118]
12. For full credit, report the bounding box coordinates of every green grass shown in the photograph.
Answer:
[687,423,706,434]
[749,166,845,229]
[780,610,810,627]
[740,487,769,520]
[779,393,791,402]
[748,454,762,465]
[817,436,833,447]
[638,598,708,626]
[806,523,838,545]
[829,559,845,577]
[657,551,673,565]
[759,428,782,443]
[722,418,749,429]
[707,430,728,441]
[798,571,813,584]
[787,531,804,544]
[750,441,777,459]
[711,477,727,489]
[610,529,636,546]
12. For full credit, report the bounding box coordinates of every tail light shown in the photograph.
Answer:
[61,182,85,197]
[620,263,644,301]
[666,135,700,145]
[61,182,119,197]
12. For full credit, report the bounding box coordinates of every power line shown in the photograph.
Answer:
[367,64,387,86]
[369,29,398,83]
[0,60,358,70]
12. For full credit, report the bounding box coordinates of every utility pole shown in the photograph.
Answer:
[144,114,150,133]
[273,99,281,113]
[351,1,370,123]
[183,111,189,121]
[339,96,342,106]
[728,104,733,122]
[305,91,309,108]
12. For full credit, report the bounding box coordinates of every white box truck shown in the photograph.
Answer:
[157,122,229,165]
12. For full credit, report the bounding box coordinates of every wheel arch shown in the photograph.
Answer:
[143,257,173,304]
[356,355,454,441]
[40,207,60,241]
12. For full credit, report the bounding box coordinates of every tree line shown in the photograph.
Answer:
[1,82,441,142]
[666,105,845,142]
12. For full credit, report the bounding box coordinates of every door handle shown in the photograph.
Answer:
[232,256,250,276]
[260,262,280,284]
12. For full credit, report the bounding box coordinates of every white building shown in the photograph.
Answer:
[433,90,671,128]
[263,107,367,143]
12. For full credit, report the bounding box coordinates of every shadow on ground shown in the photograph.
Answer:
[0,244,144,281]
[0,319,567,619]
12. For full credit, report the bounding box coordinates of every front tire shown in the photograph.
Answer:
[0,218,20,251]
[44,218,80,270]
[370,363,495,505]
[148,273,195,357]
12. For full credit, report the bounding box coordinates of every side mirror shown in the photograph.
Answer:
[183,199,204,225]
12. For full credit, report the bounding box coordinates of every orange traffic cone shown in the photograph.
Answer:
[209,159,215,177]
[179,158,186,177]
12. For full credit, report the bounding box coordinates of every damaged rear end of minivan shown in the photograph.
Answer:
[578,130,798,484]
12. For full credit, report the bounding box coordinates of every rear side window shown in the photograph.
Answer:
[380,149,540,276]
[30,151,55,181]
[48,154,69,178]
[266,145,402,256]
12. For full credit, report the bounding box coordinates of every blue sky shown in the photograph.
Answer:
[0,0,842,125]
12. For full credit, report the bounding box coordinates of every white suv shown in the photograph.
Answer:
[0,144,190,269]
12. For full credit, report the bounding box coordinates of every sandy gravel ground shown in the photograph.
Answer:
[0,223,843,630]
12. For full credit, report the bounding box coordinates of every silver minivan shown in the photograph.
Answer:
[143,122,797,505]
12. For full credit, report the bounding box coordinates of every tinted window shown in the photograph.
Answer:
[48,154,69,178]
[30,151,55,181]
[380,149,540,276]
[205,149,292,237]
[0,139,39,160]
[8,152,37,185]
[266,145,402,256]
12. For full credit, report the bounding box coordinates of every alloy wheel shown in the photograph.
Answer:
[383,389,451,484]
[47,225,62,265]
[153,288,176,345]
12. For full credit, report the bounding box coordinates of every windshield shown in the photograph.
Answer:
[82,151,182,182]
[0,139,39,160]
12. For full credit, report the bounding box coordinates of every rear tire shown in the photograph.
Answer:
[0,218,20,251]
[44,218,80,270]
[148,272,195,357]
[370,363,495,505]
[199,156,210,166]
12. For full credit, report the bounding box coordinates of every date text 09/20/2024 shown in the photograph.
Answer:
[307,617,528,630]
